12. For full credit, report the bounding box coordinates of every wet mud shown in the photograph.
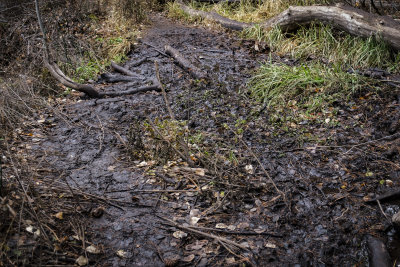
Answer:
[24,13,400,266]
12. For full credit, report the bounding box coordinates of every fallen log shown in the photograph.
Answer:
[164,45,207,79]
[367,235,391,267]
[177,1,400,51]
[46,60,160,97]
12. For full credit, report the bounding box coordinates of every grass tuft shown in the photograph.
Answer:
[248,62,372,115]
[243,23,400,71]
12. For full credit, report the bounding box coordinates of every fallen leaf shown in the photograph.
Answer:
[365,171,374,177]
[26,226,34,234]
[226,257,235,264]
[116,249,128,258]
[86,245,101,254]
[34,229,40,238]
[76,256,88,266]
[245,164,254,174]
[265,242,277,249]
[182,254,195,262]
[107,165,116,171]
[173,231,187,239]
[215,223,227,229]
[194,168,206,176]
[185,240,208,250]
[190,216,200,225]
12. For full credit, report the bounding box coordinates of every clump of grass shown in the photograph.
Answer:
[244,23,400,71]
[248,62,371,114]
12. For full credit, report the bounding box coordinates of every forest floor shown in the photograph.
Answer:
[2,12,400,266]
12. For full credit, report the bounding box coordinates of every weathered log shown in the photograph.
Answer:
[365,188,400,204]
[177,1,400,51]
[367,235,391,267]
[164,45,207,80]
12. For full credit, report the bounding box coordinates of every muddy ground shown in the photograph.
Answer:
[4,13,400,266]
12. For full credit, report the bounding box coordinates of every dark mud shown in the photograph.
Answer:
[20,13,400,266]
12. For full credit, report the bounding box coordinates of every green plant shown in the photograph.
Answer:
[244,23,400,71]
[248,62,371,114]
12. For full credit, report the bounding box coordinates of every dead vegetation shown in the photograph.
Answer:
[0,0,159,265]
[1,0,400,265]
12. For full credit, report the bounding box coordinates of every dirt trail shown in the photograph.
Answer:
[24,13,400,266]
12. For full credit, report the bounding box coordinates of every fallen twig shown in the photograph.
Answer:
[139,40,169,57]
[188,225,283,237]
[111,61,144,78]
[157,215,249,250]
[155,61,175,120]
[133,189,198,193]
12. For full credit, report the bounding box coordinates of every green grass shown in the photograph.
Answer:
[248,62,372,116]
[244,23,400,71]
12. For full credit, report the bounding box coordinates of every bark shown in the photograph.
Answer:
[164,45,207,79]
[177,1,400,51]
[367,235,391,267]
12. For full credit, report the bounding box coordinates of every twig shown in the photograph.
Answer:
[377,199,390,221]
[133,189,198,193]
[156,215,248,250]
[155,61,175,120]
[111,61,144,79]
[139,40,169,57]
[127,57,150,68]
[187,225,283,237]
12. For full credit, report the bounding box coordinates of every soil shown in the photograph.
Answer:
[5,12,400,266]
